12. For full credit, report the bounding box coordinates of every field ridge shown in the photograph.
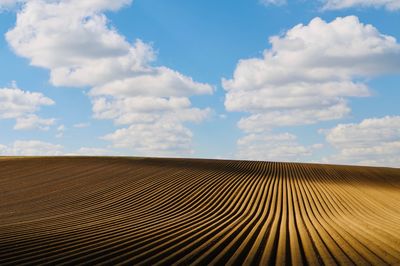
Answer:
[0,157,399,265]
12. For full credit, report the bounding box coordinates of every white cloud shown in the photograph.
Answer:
[6,0,138,82]
[224,16,400,131]
[91,96,211,125]
[91,95,211,153]
[0,86,55,130]
[49,40,155,88]
[0,140,63,156]
[260,0,286,6]
[237,100,352,132]
[0,141,114,157]
[14,114,55,130]
[0,87,54,119]
[90,66,212,98]
[5,0,213,155]
[5,0,212,95]
[102,120,194,156]
[323,0,400,11]
[322,116,400,167]
[224,16,400,161]
[237,132,322,161]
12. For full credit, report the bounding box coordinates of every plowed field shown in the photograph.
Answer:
[1,157,399,265]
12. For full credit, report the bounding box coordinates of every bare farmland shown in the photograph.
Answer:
[1,157,399,265]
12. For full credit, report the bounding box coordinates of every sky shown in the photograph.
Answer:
[0,0,399,167]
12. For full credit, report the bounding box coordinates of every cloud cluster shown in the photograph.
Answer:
[237,132,322,161]
[0,86,55,130]
[5,0,148,89]
[224,16,400,161]
[0,140,63,156]
[102,121,194,156]
[91,96,210,125]
[323,0,400,11]
[322,116,400,167]
[5,0,213,155]
[224,16,400,131]
[14,114,55,130]
[0,141,119,156]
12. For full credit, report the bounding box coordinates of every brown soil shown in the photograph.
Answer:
[1,157,399,265]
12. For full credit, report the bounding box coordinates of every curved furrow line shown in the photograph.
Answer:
[308,165,400,242]
[259,163,285,265]
[0,163,115,213]
[275,174,289,265]
[173,162,273,266]
[2,161,209,230]
[319,166,400,224]
[0,160,128,196]
[22,163,244,265]
[0,165,184,242]
[301,166,380,265]
[112,161,267,265]
[0,164,231,262]
[289,163,341,266]
[239,162,281,265]
[326,169,400,225]
[3,160,252,264]
[221,162,279,266]
[298,164,386,265]
[285,163,305,265]
[303,165,400,263]
[0,161,157,220]
[292,164,355,265]
[0,158,399,265]
[287,163,320,265]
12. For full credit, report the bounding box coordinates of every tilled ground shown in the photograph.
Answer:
[1,157,399,265]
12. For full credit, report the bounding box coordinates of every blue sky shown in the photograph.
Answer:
[0,0,399,167]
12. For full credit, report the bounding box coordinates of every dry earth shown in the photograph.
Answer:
[0,157,399,265]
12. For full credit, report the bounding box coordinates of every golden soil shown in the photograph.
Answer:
[0,157,399,265]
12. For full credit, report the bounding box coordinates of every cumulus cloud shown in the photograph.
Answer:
[91,96,211,125]
[237,96,353,132]
[322,116,400,167]
[0,140,63,156]
[224,16,400,130]
[102,120,194,156]
[14,114,55,130]
[323,0,400,11]
[0,86,55,130]
[5,0,213,155]
[90,66,212,98]
[237,132,322,161]
[224,16,400,161]
[6,0,144,86]
[0,86,54,118]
